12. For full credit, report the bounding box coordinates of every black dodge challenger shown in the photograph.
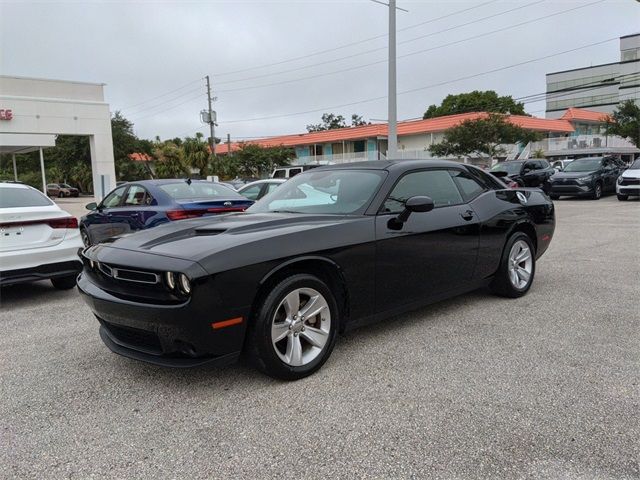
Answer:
[78,160,555,380]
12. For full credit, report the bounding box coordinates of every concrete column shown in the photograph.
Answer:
[89,130,116,200]
[12,154,17,181]
[39,148,46,193]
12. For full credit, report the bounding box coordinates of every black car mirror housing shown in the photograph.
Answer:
[388,196,435,230]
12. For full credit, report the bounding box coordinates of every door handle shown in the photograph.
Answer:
[460,210,474,221]
[130,213,140,217]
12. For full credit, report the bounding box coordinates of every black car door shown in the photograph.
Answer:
[375,168,481,313]
[602,158,619,192]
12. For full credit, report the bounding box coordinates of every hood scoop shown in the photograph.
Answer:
[194,228,227,236]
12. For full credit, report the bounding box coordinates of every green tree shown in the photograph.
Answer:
[184,132,211,177]
[306,113,368,132]
[423,91,526,119]
[153,140,190,178]
[220,144,294,179]
[606,100,640,147]
[429,113,541,158]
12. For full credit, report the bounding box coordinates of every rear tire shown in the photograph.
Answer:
[246,274,339,380]
[51,275,77,290]
[490,232,536,298]
[617,194,628,201]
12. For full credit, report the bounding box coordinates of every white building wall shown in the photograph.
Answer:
[0,76,116,199]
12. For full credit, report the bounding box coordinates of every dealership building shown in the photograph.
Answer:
[0,75,116,199]
[545,33,640,118]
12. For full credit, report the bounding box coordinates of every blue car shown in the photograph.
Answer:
[80,179,253,247]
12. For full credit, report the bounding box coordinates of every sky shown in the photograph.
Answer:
[1,0,639,142]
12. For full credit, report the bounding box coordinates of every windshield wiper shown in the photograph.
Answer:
[270,210,301,214]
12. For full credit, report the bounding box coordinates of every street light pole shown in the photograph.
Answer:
[387,0,398,159]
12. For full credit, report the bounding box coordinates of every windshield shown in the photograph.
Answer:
[0,186,54,208]
[629,159,640,170]
[563,158,602,172]
[247,169,386,214]
[159,182,243,200]
[491,162,522,175]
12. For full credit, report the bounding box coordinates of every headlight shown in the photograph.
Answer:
[178,274,191,294]
[617,176,624,185]
[164,271,176,290]
[577,176,592,183]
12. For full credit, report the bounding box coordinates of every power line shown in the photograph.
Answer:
[215,0,548,87]
[118,78,203,111]
[216,0,603,94]
[129,93,205,121]
[219,36,618,125]
[211,0,501,78]
[125,85,204,116]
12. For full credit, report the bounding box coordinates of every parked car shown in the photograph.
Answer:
[78,160,555,380]
[616,157,640,201]
[0,183,82,289]
[47,183,79,198]
[226,177,259,190]
[551,159,574,172]
[271,165,320,179]
[490,159,555,189]
[237,179,286,200]
[79,179,254,247]
[548,156,623,200]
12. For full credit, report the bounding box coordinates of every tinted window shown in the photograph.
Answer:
[239,184,262,200]
[450,170,487,202]
[273,169,286,179]
[0,187,53,208]
[524,161,539,171]
[537,160,550,169]
[159,182,242,200]
[101,186,127,208]
[491,162,523,175]
[383,170,463,213]
[467,166,506,190]
[248,170,385,215]
[123,185,151,206]
[289,168,303,177]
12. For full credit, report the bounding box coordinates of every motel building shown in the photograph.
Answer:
[214,107,639,167]
[0,75,116,199]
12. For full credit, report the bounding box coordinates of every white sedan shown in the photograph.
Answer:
[0,182,83,289]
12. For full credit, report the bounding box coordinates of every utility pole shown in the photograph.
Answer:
[387,0,398,159]
[227,133,232,157]
[205,75,216,156]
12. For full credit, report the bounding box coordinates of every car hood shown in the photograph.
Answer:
[551,170,597,179]
[97,212,374,273]
[622,168,640,178]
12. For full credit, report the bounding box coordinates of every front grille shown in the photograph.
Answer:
[620,178,640,186]
[102,320,162,354]
[553,179,579,186]
[94,261,159,285]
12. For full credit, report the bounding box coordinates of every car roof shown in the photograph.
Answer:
[312,159,472,171]
[0,182,31,189]
[125,179,228,186]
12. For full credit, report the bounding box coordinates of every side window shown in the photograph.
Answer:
[382,170,463,213]
[123,185,150,206]
[450,169,487,202]
[101,186,127,208]
[273,169,286,179]
[240,184,262,200]
[289,168,303,177]
[468,167,506,190]
[538,160,550,169]
[265,182,281,194]
[524,161,539,171]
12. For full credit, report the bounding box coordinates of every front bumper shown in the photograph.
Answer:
[77,263,251,368]
[616,184,640,196]
[549,183,594,197]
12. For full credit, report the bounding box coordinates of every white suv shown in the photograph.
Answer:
[617,158,640,201]
[0,183,83,289]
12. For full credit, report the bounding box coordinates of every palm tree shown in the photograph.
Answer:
[184,132,211,178]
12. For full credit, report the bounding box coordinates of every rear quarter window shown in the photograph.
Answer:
[0,187,54,208]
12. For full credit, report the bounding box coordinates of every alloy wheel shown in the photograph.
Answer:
[508,240,533,290]
[271,287,331,367]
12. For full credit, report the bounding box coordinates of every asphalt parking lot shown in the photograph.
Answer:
[1,196,638,479]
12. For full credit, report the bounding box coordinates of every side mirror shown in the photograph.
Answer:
[388,196,434,230]
[85,202,98,211]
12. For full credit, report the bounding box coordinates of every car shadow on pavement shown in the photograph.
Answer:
[0,281,78,309]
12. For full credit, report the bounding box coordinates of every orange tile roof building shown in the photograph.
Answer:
[215,108,637,164]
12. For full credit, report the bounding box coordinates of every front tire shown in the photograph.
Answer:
[247,274,339,380]
[51,275,77,290]
[490,232,536,298]
[617,194,628,201]
[550,194,560,200]
[591,182,602,200]
[80,228,92,247]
